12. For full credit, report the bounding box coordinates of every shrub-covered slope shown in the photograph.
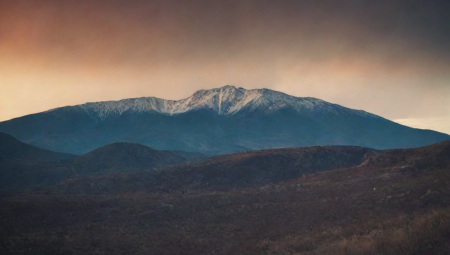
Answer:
[1,141,450,254]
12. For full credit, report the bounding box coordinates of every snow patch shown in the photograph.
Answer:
[51,85,378,120]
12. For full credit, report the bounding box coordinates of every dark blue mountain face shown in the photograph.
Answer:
[0,86,448,155]
[0,132,76,162]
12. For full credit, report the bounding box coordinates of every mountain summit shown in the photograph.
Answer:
[56,85,374,120]
[0,86,448,154]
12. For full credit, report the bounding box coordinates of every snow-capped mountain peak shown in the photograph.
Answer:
[175,85,263,115]
[166,85,339,116]
[48,85,375,120]
[7,85,446,156]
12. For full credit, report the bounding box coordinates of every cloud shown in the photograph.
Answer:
[0,0,449,122]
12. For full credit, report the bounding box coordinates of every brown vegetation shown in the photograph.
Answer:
[1,141,449,254]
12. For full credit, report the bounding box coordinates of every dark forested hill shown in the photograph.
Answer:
[0,132,75,162]
[0,134,206,192]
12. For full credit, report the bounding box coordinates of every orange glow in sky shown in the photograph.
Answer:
[1,0,449,133]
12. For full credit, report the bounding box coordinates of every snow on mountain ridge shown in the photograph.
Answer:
[47,85,376,120]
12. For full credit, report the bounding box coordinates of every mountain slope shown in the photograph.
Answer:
[0,135,206,192]
[70,142,206,174]
[52,141,450,195]
[0,86,448,154]
[0,132,76,192]
[2,142,450,254]
[0,132,75,162]
[49,145,374,194]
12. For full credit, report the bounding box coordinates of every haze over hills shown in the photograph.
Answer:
[0,133,206,192]
[0,85,448,155]
[0,132,75,162]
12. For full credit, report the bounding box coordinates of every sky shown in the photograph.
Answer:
[1,0,449,134]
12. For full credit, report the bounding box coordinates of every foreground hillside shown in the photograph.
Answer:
[1,86,448,154]
[1,141,449,254]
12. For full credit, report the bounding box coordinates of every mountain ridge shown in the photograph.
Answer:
[0,86,448,154]
[41,85,377,120]
[0,132,75,162]
[71,142,206,172]
[0,133,207,192]
[42,140,450,196]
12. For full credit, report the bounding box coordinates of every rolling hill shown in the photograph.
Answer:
[0,133,206,192]
[0,132,75,162]
[1,141,449,254]
[52,145,374,194]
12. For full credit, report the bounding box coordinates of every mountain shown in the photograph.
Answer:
[0,132,75,162]
[0,132,76,191]
[70,142,206,174]
[53,145,374,194]
[2,141,450,254]
[48,141,450,195]
[0,134,206,192]
[0,85,448,154]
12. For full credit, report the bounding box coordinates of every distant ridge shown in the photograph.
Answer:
[45,140,450,195]
[71,142,206,173]
[0,132,75,162]
[42,85,374,118]
[0,85,448,154]
[0,134,206,192]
